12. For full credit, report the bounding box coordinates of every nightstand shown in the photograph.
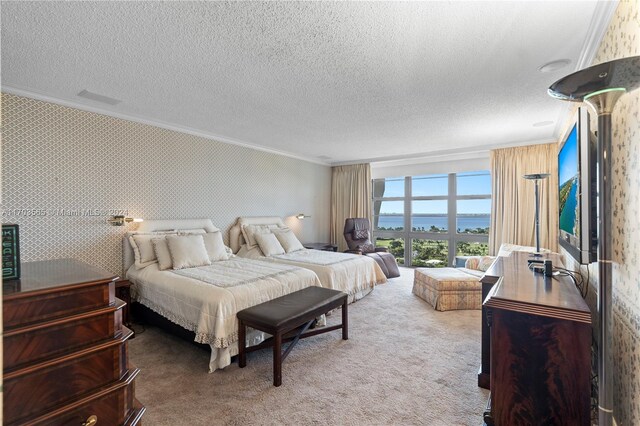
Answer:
[115,278,132,328]
[303,243,338,252]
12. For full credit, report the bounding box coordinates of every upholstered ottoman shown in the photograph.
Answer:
[412,268,482,311]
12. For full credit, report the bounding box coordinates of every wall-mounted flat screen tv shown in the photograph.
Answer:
[558,107,597,264]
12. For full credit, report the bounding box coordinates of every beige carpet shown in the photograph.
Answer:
[129,267,489,425]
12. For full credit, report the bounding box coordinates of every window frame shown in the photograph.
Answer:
[373,172,491,267]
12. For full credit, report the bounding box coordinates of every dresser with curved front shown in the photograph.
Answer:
[3,259,145,426]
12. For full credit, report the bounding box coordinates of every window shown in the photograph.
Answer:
[456,171,491,235]
[456,241,489,257]
[372,171,491,267]
[411,239,449,267]
[412,174,448,197]
[373,200,404,231]
[412,200,448,232]
[375,237,404,264]
[373,177,405,232]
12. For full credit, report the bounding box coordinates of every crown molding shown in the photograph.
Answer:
[337,137,556,168]
[575,0,619,71]
[1,85,330,167]
[552,0,619,138]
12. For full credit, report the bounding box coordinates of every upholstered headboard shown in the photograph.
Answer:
[122,218,219,272]
[229,216,285,253]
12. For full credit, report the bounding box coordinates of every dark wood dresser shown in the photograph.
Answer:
[477,258,502,389]
[482,252,591,425]
[3,259,145,425]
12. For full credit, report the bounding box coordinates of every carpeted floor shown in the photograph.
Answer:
[129,267,489,425]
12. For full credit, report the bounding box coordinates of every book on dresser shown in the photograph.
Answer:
[3,258,145,426]
[482,251,592,426]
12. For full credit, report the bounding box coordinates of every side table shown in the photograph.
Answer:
[303,243,338,252]
[115,278,133,329]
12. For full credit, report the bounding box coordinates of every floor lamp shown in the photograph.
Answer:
[548,55,640,426]
[523,173,550,256]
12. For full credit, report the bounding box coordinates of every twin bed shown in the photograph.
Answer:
[230,216,386,302]
[124,218,385,372]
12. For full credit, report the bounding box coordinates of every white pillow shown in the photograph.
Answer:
[273,229,304,253]
[254,233,285,257]
[166,234,211,270]
[129,232,176,269]
[241,224,278,248]
[152,238,173,270]
[202,231,229,262]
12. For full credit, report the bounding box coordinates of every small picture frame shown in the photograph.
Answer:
[2,224,21,280]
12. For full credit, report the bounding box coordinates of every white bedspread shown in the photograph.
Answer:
[127,258,321,372]
[237,247,386,302]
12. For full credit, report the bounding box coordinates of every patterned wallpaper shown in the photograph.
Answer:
[0,93,332,275]
[560,1,640,423]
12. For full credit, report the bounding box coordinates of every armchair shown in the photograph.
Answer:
[343,218,400,278]
[343,218,388,254]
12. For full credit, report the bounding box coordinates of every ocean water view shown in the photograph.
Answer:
[376,214,490,232]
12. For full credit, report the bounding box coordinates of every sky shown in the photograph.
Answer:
[376,171,491,215]
[558,124,579,186]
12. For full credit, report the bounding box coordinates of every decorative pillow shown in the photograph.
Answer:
[273,229,305,253]
[241,224,276,248]
[166,234,211,270]
[152,238,173,270]
[353,229,369,240]
[477,256,496,272]
[224,245,235,258]
[464,256,495,272]
[129,232,176,269]
[202,231,229,262]
[255,233,285,257]
[464,257,481,270]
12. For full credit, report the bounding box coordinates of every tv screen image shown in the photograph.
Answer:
[558,124,580,238]
[557,107,597,265]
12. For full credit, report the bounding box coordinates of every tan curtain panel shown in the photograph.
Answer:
[330,163,372,252]
[489,143,559,255]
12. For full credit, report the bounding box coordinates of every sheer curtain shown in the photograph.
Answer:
[489,143,559,255]
[330,163,372,252]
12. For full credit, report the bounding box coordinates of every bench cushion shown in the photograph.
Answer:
[237,287,346,332]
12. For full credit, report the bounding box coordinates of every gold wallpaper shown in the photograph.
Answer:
[0,93,332,275]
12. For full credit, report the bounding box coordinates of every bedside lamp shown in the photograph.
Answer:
[296,213,311,220]
[108,216,144,226]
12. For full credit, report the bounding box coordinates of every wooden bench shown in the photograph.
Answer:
[237,286,348,386]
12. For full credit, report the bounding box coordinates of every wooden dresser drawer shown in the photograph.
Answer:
[4,282,114,329]
[3,259,143,425]
[4,328,133,424]
[3,303,124,370]
[14,369,144,426]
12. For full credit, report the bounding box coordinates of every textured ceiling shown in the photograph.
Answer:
[1,1,603,164]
